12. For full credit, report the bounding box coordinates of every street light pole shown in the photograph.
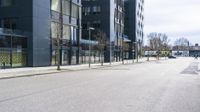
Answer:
[88,27,95,68]
[133,41,138,63]
[110,43,112,65]
[147,49,150,61]
[122,36,124,64]
[136,42,139,63]
[187,41,190,57]
[132,44,134,64]
[9,21,13,68]
[57,0,63,71]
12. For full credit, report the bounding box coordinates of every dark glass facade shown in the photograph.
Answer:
[82,0,125,62]
[0,30,28,68]
[0,0,81,68]
[0,0,142,68]
[50,0,82,66]
[124,0,144,59]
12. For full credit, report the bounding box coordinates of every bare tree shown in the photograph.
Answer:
[147,32,170,59]
[94,29,107,66]
[52,0,64,70]
[51,22,61,70]
[122,41,129,62]
[174,37,190,51]
[52,23,69,70]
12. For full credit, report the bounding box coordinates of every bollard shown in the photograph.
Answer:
[2,62,6,69]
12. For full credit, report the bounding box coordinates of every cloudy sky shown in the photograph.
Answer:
[144,0,200,45]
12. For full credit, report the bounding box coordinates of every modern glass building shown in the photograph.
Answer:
[0,0,81,68]
[124,0,144,59]
[0,0,143,68]
[51,0,82,66]
[82,0,126,62]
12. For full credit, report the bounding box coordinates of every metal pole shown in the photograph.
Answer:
[88,27,95,68]
[132,42,134,63]
[122,36,124,64]
[110,43,112,65]
[147,50,150,61]
[9,20,13,68]
[89,29,91,68]
[136,42,139,63]
[10,31,13,68]
[188,41,190,57]
[57,0,63,70]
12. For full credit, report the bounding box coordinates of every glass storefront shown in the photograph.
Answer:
[0,48,10,67]
[11,48,27,67]
[71,49,77,65]
[51,48,78,65]
[50,0,81,66]
[0,35,27,68]
[62,49,69,65]
[51,49,57,65]
[79,49,102,64]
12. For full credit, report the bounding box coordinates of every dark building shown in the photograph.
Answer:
[189,44,200,57]
[0,0,144,68]
[0,0,81,68]
[51,0,82,66]
[124,0,144,59]
[82,0,125,62]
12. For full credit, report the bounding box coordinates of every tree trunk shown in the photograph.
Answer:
[101,49,104,66]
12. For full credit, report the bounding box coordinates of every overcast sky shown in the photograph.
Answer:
[144,0,200,45]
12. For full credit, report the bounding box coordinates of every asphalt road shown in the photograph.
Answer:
[0,58,200,112]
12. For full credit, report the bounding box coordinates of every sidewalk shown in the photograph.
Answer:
[0,57,160,79]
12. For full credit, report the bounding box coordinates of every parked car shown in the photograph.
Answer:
[168,56,176,59]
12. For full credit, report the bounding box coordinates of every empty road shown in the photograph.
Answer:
[0,58,200,112]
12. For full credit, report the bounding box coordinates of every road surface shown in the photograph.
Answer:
[0,58,200,112]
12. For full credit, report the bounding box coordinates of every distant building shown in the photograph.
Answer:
[171,43,200,57]
[189,43,200,57]
[172,51,189,57]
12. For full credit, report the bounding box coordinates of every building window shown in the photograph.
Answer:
[0,36,27,48]
[63,0,70,15]
[92,6,101,14]
[92,21,101,28]
[51,22,70,40]
[51,0,60,12]
[82,7,91,16]
[63,25,70,40]
[0,19,3,27]
[51,22,60,39]
[70,26,77,44]
[0,0,15,7]
[12,37,27,49]
[71,4,79,18]
[1,18,17,29]
[0,36,11,48]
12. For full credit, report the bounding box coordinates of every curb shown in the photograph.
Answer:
[0,65,113,80]
[0,71,61,80]
[0,59,164,80]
